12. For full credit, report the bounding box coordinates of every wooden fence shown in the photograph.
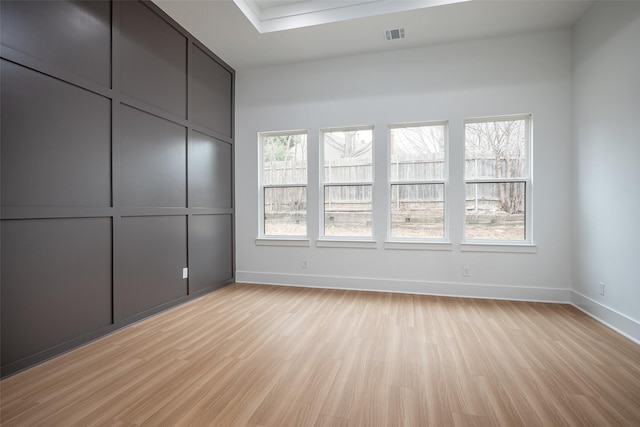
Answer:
[264,158,525,214]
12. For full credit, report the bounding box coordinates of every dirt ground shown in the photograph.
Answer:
[265,213,524,240]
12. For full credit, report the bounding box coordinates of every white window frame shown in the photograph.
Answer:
[386,121,450,245]
[462,114,533,247]
[258,130,309,242]
[318,125,375,242]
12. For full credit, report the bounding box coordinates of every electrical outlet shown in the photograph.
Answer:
[182,268,189,279]
[463,266,470,277]
[599,282,605,296]
[302,260,309,269]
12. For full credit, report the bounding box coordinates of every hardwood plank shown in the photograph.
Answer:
[1,283,639,426]
[314,415,349,427]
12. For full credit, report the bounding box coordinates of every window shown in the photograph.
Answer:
[260,131,307,237]
[464,116,531,241]
[389,122,447,240]
[321,127,373,238]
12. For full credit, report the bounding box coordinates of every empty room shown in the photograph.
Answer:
[1,0,639,425]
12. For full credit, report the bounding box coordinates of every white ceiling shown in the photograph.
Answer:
[153,0,594,69]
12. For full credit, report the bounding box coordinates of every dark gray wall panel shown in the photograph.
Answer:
[191,45,233,137]
[120,105,186,207]
[0,0,111,87]
[121,216,187,318]
[1,0,233,377]
[120,1,186,117]
[1,218,112,365]
[189,131,232,208]
[190,215,233,292]
[1,60,111,208]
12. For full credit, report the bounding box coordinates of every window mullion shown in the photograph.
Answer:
[263,184,307,188]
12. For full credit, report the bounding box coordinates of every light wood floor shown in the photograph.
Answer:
[1,283,639,426]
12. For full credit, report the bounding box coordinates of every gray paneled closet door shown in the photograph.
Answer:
[1,60,111,208]
[1,218,112,366]
[120,0,187,117]
[120,105,187,208]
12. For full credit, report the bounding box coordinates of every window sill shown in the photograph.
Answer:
[316,239,377,249]
[460,242,537,253]
[255,238,310,247]
[384,241,453,251]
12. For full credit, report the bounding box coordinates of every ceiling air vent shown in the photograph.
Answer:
[385,28,405,41]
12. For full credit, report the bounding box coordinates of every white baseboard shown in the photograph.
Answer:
[236,270,571,303]
[570,291,640,345]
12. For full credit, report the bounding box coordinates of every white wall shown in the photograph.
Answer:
[572,2,640,341]
[235,30,574,301]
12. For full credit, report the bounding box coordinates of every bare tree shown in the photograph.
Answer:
[392,126,444,157]
[466,120,525,214]
[325,131,371,158]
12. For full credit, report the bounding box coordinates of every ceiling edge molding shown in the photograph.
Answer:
[233,0,470,33]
